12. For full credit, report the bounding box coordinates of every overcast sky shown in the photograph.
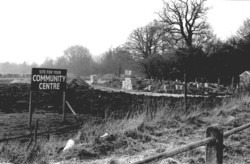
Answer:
[0,0,250,65]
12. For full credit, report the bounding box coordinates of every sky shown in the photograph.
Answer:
[0,0,250,65]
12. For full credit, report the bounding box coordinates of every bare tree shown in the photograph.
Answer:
[54,56,68,69]
[158,0,211,49]
[125,20,164,59]
[98,47,134,76]
[40,57,55,68]
[237,18,250,41]
[158,0,211,111]
[63,45,93,76]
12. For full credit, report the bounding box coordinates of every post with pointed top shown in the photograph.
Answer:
[206,124,223,164]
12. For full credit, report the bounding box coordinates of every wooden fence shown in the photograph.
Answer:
[1,120,250,163]
[132,122,250,164]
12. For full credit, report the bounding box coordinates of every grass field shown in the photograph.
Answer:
[1,94,250,164]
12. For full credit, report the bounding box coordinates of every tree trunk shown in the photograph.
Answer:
[217,76,220,85]
[231,76,234,88]
[184,72,188,112]
[118,66,122,77]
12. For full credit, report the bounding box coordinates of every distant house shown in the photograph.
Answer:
[239,71,250,88]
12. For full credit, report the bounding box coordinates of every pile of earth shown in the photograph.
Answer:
[0,77,221,118]
[67,77,91,90]
[0,77,90,112]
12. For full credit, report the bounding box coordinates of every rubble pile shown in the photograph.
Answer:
[103,78,122,88]
[154,80,232,95]
[84,72,232,96]
[100,76,233,96]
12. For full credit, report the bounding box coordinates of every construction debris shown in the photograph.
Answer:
[63,139,75,151]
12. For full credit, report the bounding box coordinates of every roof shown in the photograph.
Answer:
[240,71,250,77]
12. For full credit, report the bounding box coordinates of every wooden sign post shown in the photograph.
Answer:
[29,68,67,127]
[62,91,66,121]
[29,91,33,128]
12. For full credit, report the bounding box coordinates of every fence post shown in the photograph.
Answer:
[206,124,223,164]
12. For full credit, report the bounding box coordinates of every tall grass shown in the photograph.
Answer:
[1,94,250,163]
[0,137,65,164]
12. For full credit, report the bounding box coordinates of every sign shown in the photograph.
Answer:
[125,69,132,76]
[31,68,67,91]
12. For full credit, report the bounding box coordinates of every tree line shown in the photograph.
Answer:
[1,0,250,86]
